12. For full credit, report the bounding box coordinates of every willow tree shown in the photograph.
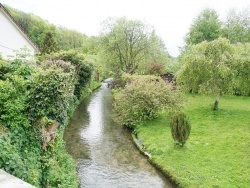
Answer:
[177,38,234,110]
[100,17,169,75]
[232,43,250,96]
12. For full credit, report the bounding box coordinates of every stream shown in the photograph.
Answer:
[64,81,174,188]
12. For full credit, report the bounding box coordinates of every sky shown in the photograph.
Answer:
[1,0,250,57]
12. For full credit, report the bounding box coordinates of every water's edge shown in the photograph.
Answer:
[131,134,178,187]
[64,81,175,187]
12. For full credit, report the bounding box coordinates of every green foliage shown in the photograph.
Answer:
[137,94,250,187]
[0,60,44,186]
[100,17,169,75]
[0,124,8,135]
[0,54,96,187]
[185,8,222,45]
[145,61,165,75]
[222,8,250,43]
[56,27,87,50]
[168,57,181,73]
[6,5,86,50]
[28,62,75,124]
[0,59,32,129]
[5,5,53,48]
[178,37,250,110]
[41,31,59,54]
[0,134,27,178]
[0,78,29,129]
[232,43,250,96]
[113,75,184,128]
[0,57,34,80]
[41,134,78,188]
[169,111,191,146]
[0,130,43,187]
[81,36,100,55]
[42,50,93,100]
[178,38,234,94]
[0,59,9,79]
[177,38,234,109]
[185,7,250,46]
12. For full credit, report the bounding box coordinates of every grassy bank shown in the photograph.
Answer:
[136,94,250,187]
[80,80,102,101]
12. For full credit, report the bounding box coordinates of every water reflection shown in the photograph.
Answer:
[64,82,174,188]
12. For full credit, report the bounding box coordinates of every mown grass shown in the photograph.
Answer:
[137,94,250,188]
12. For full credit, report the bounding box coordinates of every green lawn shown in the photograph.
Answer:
[137,94,250,188]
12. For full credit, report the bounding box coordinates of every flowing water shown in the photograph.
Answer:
[64,81,174,188]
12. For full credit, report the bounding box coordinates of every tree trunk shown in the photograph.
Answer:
[213,93,220,111]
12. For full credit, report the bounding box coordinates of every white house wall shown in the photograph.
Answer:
[0,8,37,59]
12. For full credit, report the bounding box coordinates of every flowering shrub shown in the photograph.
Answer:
[113,75,184,128]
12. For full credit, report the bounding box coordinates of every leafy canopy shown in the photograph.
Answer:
[177,38,234,94]
[185,8,222,45]
[222,8,250,43]
[100,17,169,75]
[232,43,250,96]
[177,38,234,110]
[41,31,59,54]
[113,74,184,128]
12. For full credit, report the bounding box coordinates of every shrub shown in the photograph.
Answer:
[41,133,78,188]
[0,55,92,187]
[28,62,75,125]
[0,58,34,81]
[0,134,26,178]
[113,75,184,128]
[0,132,43,187]
[0,78,30,130]
[169,111,191,147]
[0,59,10,80]
[41,50,93,100]
[146,61,165,75]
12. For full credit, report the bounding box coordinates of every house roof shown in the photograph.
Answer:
[0,3,39,52]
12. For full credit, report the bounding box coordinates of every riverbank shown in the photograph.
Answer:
[134,94,250,187]
[79,80,102,101]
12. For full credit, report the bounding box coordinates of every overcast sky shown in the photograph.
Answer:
[1,0,250,57]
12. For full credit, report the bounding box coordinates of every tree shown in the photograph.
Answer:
[140,31,170,74]
[177,38,234,110]
[100,17,169,74]
[185,8,222,45]
[56,27,87,50]
[222,8,250,43]
[81,36,100,55]
[232,43,250,96]
[170,111,191,147]
[41,31,59,54]
[6,5,86,50]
